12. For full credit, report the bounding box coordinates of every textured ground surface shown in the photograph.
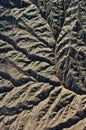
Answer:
[0,0,86,130]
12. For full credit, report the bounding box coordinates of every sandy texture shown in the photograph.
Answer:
[0,0,86,130]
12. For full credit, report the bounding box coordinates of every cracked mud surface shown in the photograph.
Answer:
[0,0,86,130]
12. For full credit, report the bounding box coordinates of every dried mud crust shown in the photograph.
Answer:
[0,0,86,130]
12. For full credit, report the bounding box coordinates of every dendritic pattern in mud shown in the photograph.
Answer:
[0,0,86,130]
